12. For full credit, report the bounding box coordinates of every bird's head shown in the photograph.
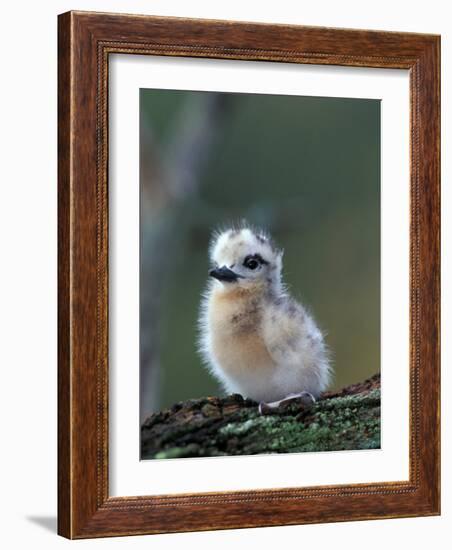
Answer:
[208,225,283,295]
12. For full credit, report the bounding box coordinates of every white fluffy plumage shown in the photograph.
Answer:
[198,224,332,404]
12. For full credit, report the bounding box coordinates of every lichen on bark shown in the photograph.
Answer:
[141,373,380,459]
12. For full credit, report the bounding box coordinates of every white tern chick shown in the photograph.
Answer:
[198,225,331,409]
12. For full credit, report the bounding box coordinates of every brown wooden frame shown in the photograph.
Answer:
[58,10,440,539]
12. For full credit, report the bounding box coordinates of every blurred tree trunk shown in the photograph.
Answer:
[140,94,231,421]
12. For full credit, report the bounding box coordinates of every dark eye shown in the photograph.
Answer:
[244,256,260,270]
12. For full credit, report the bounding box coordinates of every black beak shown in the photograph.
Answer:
[209,266,241,283]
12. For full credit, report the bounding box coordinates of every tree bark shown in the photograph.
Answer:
[141,373,380,459]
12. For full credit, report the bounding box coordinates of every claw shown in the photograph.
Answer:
[258,391,316,415]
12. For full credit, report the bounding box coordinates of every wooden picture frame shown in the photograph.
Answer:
[58,10,440,539]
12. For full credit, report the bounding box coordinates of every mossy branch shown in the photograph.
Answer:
[141,374,380,459]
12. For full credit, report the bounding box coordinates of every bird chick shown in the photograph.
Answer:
[198,225,332,409]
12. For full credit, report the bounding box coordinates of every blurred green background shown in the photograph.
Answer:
[140,89,380,418]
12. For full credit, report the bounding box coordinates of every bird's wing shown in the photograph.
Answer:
[262,298,322,366]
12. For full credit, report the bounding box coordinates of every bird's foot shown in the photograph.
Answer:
[258,391,316,415]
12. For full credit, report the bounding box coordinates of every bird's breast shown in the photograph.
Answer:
[207,291,276,379]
